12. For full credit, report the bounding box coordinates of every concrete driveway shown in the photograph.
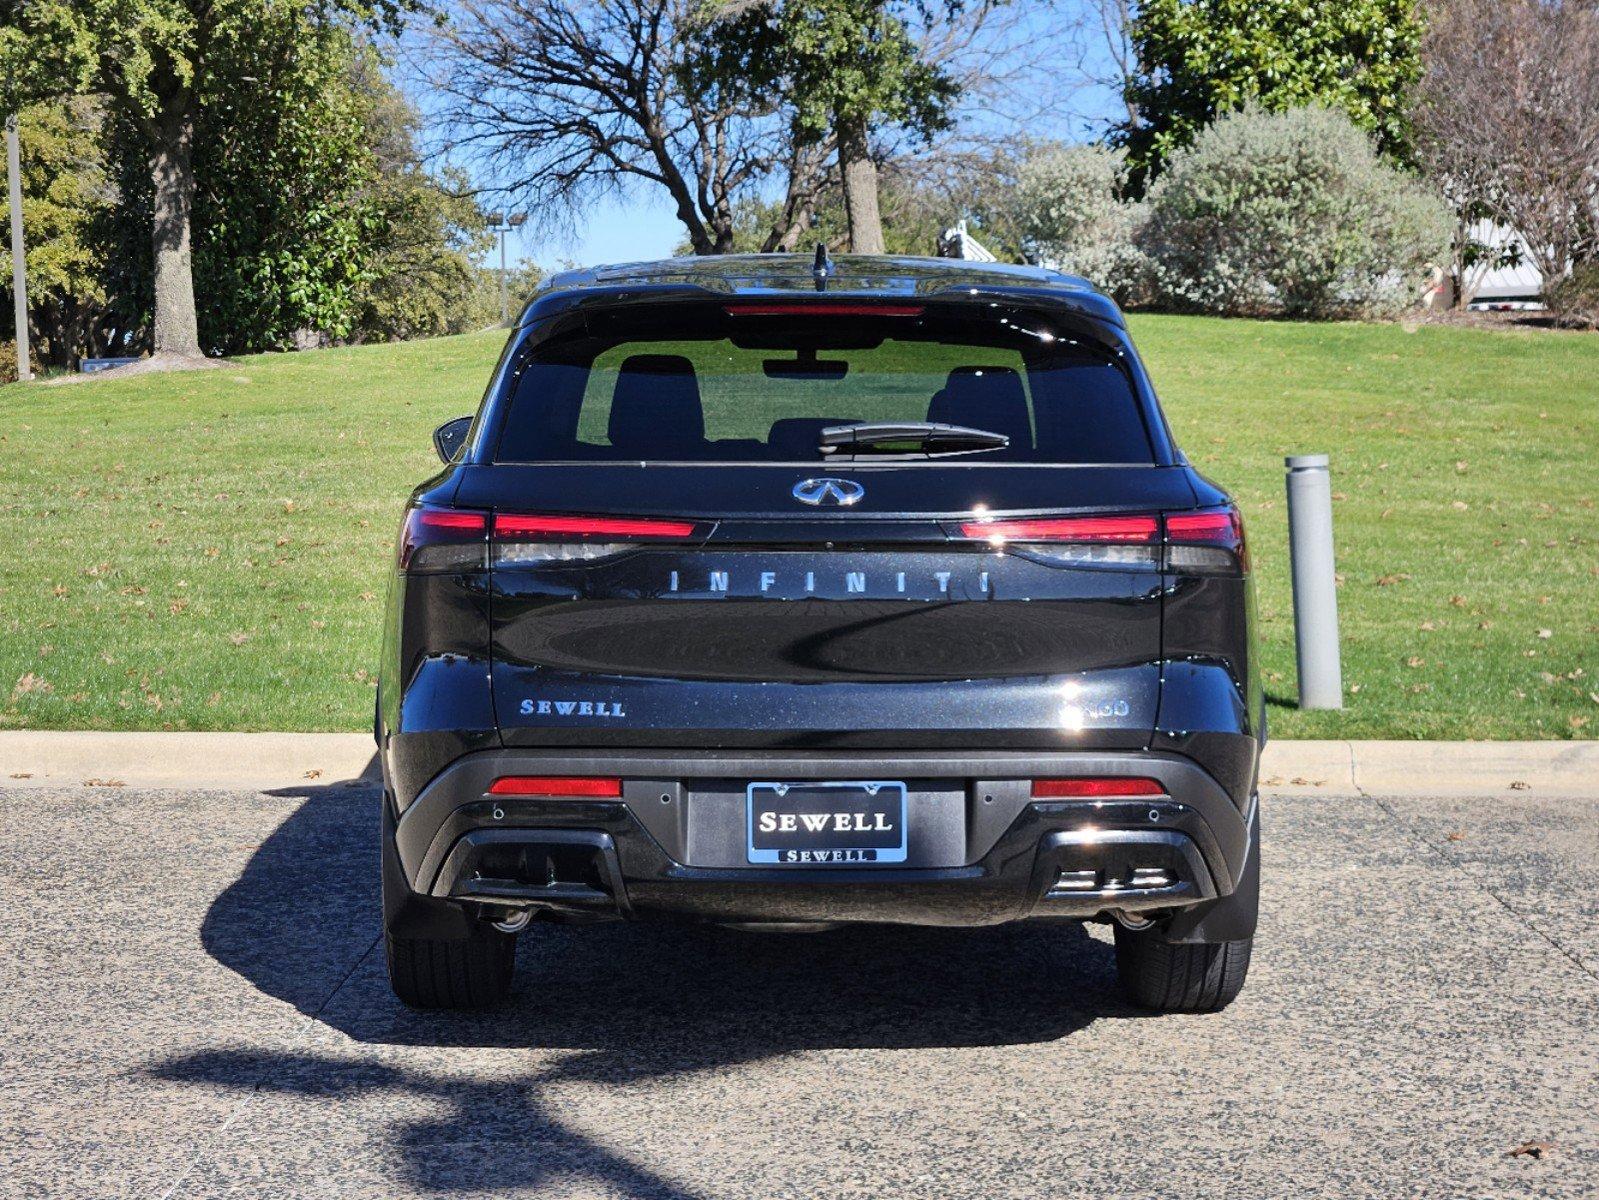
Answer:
[2,780,1595,1199]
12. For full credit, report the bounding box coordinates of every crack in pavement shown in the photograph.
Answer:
[1361,789,1599,992]
[155,933,384,1200]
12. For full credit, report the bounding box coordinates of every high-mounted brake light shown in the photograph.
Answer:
[1032,778,1167,798]
[960,515,1160,543]
[724,303,925,317]
[487,776,623,797]
[493,513,699,540]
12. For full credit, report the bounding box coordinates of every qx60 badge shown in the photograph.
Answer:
[792,477,865,507]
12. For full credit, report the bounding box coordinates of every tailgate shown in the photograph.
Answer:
[468,464,1194,751]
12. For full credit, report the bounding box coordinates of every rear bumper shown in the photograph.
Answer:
[388,749,1257,931]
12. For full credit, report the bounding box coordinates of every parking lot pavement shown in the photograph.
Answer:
[2,783,1595,1200]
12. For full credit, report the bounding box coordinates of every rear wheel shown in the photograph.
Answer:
[1113,926,1252,1012]
[385,925,516,1010]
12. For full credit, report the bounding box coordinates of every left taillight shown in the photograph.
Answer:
[491,512,703,565]
[398,505,488,572]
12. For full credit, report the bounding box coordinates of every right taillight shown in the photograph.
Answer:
[1166,505,1248,574]
[958,506,1247,574]
[398,505,488,572]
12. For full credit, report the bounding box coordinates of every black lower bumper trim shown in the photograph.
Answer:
[395,748,1255,928]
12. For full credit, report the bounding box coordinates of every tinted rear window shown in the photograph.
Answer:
[494,305,1155,464]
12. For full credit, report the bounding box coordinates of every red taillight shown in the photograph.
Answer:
[960,515,1160,543]
[416,510,488,532]
[399,505,488,570]
[487,776,623,797]
[724,303,924,317]
[493,513,699,540]
[1167,508,1242,547]
[1166,505,1247,571]
[1031,777,1167,798]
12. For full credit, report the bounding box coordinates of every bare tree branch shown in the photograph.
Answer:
[411,0,806,254]
[1414,0,1599,294]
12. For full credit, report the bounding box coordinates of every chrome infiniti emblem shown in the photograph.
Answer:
[792,477,865,507]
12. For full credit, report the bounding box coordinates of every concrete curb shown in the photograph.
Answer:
[1,732,1596,797]
[0,732,379,792]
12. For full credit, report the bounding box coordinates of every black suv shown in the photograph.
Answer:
[378,254,1262,1013]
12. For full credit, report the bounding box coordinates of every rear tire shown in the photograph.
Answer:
[385,925,516,1010]
[1114,926,1252,1012]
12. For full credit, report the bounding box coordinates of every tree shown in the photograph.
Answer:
[347,53,504,341]
[421,0,809,256]
[1412,0,1599,300]
[1116,0,1424,187]
[0,99,114,369]
[708,1,958,254]
[0,0,407,361]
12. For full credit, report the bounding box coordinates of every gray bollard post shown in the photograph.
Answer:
[1285,454,1343,710]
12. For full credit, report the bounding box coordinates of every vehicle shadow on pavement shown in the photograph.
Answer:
[202,779,1145,1054]
[181,780,1149,1194]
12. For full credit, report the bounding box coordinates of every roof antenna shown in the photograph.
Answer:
[812,242,832,290]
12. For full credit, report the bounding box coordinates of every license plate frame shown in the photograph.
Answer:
[746,781,908,865]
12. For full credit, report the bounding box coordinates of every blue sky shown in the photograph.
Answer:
[456,3,1125,272]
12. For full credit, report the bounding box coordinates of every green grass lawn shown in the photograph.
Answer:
[1,316,1594,738]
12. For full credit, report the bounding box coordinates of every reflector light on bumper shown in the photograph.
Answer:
[487,776,624,797]
[1031,778,1167,798]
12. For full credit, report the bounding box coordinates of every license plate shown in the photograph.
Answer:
[746,781,908,865]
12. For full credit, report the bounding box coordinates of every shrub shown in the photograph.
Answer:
[1012,144,1149,304]
[1546,263,1599,331]
[1138,105,1453,319]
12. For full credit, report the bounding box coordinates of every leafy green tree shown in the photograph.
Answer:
[1117,0,1423,187]
[702,1,958,253]
[346,54,503,341]
[0,0,407,360]
[0,99,114,370]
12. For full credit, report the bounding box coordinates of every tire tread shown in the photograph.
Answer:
[385,929,514,1009]
[1115,928,1252,1012]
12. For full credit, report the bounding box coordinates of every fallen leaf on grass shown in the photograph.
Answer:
[1507,1141,1555,1160]
[12,672,52,697]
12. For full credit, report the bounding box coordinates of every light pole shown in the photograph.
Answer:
[6,113,30,382]
[487,211,527,325]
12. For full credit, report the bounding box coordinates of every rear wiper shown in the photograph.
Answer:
[818,421,1010,458]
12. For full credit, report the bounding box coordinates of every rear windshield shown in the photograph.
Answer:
[493,305,1155,464]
